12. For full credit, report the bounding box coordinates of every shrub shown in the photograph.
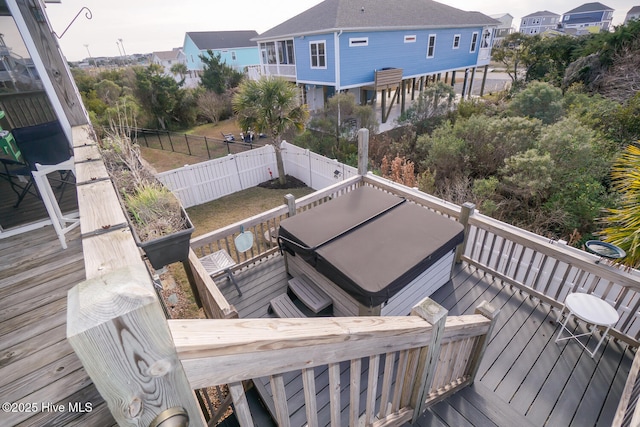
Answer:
[508,81,564,124]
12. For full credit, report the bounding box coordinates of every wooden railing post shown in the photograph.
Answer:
[468,301,500,383]
[613,349,640,427]
[67,266,205,427]
[285,193,296,216]
[358,128,369,175]
[455,202,475,263]
[408,297,448,423]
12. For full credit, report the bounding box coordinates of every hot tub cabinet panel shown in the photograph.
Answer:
[288,248,456,316]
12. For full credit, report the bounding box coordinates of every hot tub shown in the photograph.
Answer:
[278,186,464,316]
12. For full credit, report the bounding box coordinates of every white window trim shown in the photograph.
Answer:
[452,34,461,49]
[309,40,327,69]
[404,35,417,43]
[349,37,368,47]
[426,34,436,58]
[470,32,478,53]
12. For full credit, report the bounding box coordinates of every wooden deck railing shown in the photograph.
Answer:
[614,349,640,427]
[169,298,499,426]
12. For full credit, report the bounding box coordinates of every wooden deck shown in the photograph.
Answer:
[217,254,635,427]
[0,226,115,427]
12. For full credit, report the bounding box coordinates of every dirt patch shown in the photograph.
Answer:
[258,175,307,190]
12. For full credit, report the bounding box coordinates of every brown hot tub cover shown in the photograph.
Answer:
[278,186,464,307]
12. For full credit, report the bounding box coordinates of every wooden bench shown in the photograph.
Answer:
[268,294,307,318]
[288,274,332,314]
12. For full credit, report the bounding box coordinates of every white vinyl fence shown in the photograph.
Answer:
[157,142,358,208]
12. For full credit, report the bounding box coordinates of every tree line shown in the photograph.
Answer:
[72,50,243,131]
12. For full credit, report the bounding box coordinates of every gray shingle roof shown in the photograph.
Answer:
[186,31,259,50]
[152,50,181,61]
[627,5,640,15]
[255,0,498,40]
[522,10,561,19]
[564,2,613,14]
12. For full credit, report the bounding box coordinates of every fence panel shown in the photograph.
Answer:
[160,142,359,207]
[158,154,248,207]
[309,150,358,189]
[233,146,277,188]
[282,143,312,186]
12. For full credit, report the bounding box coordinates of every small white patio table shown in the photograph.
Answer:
[555,292,620,357]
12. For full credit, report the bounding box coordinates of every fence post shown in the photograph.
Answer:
[167,130,175,152]
[468,301,500,382]
[407,297,448,423]
[67,266,205,426]
[184,133,192,156]
[455,202,475,264]
[204,136,211,159]
[358,128,369,175]
[285,193,296,216]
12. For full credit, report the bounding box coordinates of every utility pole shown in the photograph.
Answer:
[118,38,127,64]
[84,44,95,67]
[116,40,123,66]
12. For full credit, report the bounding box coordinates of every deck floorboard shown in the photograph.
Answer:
[0,225,114,427]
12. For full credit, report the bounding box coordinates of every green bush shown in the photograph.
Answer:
[508,81,564,124]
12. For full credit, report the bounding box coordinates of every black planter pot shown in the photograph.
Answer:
[131,207,195,270]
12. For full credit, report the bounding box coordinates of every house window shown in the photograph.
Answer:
[261,42,277,64]
[277,41,295,64]
[310,41,326,69]
[453,34,461,49]
[470,32,478,52]
[286,40,295,64]
[404,35,416,43]
[481,29,491,48]
[349,37,368,47]
[426,34,436,58]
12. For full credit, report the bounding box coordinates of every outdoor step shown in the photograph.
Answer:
[288,274,332,313]
[268,293,307,318]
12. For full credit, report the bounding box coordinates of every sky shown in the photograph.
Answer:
[21,0,640,61]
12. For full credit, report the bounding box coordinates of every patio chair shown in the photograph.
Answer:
[0,157,37,207]
[199,229,254,296]
[9,121,74,208]
[221,132,235,142]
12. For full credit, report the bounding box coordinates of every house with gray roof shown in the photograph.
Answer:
[182,30,260,75]
[624,5,640,24]
[560,2,614,34]
[151,48,186,77]
[253,0,498,117]
[519,10,561,35]
[489,13,514,47]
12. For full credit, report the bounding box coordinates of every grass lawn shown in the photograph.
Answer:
[186,186,314,238]
[138,118,247,172]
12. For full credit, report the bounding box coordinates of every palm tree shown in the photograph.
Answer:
[600,143,640,268]
[170,62,188,82]
[232,76,309,186]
